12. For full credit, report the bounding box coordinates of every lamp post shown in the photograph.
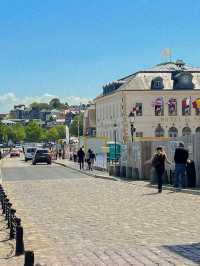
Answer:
[113,123,117,164]
[129,112,136,142]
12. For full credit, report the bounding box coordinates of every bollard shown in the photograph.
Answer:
[7,202,12,228]
[24,250,34,266]
[15,225,24,256]
[9,209,16,239]
[2,195,7,214]
[5,198,9,220]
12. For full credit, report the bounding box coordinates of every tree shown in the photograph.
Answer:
[25,121,42,142]
[69,113,83,137]
[13,125,26,142]
[49,98,65,110]
[55,125,66,139]
[46,127,59,142]
[30,102,50,110]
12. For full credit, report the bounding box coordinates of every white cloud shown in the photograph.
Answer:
[0,92,91,113]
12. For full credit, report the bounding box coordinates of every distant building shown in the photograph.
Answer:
[83,104,96,137]
[94,60,200,143]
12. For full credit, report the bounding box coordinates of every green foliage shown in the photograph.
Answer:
[13,125,26,142]
[69,113,83,137]
[30,102,50,110]
[49,98,65,110]
[55,125,66,139]
[46,127,59,142]
[25,121,43,142]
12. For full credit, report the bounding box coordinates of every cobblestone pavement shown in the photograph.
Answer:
[1,157,200,265]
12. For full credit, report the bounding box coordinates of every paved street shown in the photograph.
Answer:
[1,156,200,265]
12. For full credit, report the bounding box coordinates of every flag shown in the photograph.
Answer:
[161,48,172,57]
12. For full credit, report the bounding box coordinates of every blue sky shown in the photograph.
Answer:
[0,0,200,111]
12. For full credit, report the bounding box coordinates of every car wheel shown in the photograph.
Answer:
[33,162,36,165]
[25,159,28,162]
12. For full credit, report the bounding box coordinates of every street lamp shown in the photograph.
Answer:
[113,123,117,164]
[129,112,136,142]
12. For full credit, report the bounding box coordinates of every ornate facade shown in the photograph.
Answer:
[94,60,200,143]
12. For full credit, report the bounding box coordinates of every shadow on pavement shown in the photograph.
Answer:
[163,243,200,264]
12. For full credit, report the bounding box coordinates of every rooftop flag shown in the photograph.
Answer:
[161,48,172,61]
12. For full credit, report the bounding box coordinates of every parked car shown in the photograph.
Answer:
[24,147,37,162]
[10,149,20,157]
[15,145,23,153]
[32,148,52,165]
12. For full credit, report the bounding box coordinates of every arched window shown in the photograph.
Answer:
[168,98,177,116]
[155,124,165,137]
[151,77,164,90]
[182,98,191,116]
[182,127,191,136]
[168,127,178,138]
[196,127,200,133]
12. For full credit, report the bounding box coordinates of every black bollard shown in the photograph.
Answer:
[2,195,7,214]
[5,199,10,220]
[5,198,9,220]
[15,225,24,256]
[24,250,34,266]
[9,209,16,239]
[7,202,12,227]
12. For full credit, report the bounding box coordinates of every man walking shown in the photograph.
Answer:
[174,142,189,189]
[77,147,85,170]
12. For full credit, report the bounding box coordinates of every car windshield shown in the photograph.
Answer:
[36,150,49,155]
[27,148,36,153]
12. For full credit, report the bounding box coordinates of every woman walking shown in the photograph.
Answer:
[151,147,171,193]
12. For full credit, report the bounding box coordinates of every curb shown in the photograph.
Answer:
[53,161,119,181]
[54,161,200,195]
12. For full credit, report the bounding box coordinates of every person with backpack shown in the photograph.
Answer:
[86,149,92,170]
[77,147,85,170]
[90,150,96,171]
[174,142,189,189]
[151,147,171,193]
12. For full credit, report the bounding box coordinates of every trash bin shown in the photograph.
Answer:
[186,160,196,187]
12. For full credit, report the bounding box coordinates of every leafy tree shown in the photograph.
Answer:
[49,98,65,110]
[0,124,8,143]
[25,121,42,142]
[46,127,59,142]
[13,125,26,142]
[55,125,66,139]
[30,102,50,110]
[69,113,83,137]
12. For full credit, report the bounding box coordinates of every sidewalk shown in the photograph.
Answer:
[54,159,200,195]
[54,159,119,181]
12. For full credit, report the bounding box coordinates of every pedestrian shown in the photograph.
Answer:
[174,142,189,189]
[86,149,92,170]
[0,149,2,160]
[58,149,62,159]
[151,147,171,193]
[73,151,77,162]
[77,147,85,170]
[90,150,96,171]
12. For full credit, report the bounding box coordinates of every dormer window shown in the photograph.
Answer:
[151,77,164,90]
[172,72,194,90]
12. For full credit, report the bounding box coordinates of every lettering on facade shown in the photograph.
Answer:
[160,116,200,123]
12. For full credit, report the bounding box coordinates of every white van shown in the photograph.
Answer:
[24,147,37,162]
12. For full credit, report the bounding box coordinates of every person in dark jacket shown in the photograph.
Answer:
[174,142,189,188]
[77,148,85,170]
[151,147,171,193]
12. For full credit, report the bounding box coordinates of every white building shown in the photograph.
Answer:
[94,60,200,143]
